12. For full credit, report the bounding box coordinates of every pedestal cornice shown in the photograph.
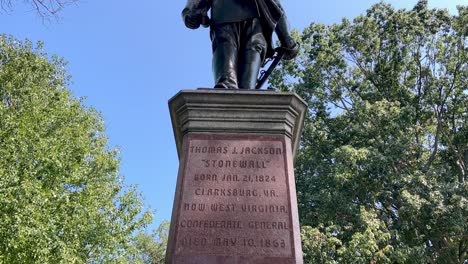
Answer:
[169,89,307,160]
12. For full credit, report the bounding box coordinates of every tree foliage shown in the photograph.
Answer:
[134,221,169,264]
[0,35,153,263]
[272,1,467,263]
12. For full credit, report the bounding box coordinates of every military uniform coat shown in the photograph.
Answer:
[183,0,284,57]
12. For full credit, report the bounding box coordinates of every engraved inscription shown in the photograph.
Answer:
[241,204,288,213]
[182,203,289,214]
[231,146,282,155]
[180,236,288,249]
[201,159,270,168]
[189,145,282,156]
[194,174,218,182]
[178,219,242,229]
[194,188,262,197]
[210,203,235,212]
[175,136,293,257]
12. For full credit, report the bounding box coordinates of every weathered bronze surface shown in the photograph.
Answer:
[182,0,299,89]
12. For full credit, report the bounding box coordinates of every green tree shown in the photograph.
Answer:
[272,1,467,263]
[0,35,152,263]
[134,221,169,264]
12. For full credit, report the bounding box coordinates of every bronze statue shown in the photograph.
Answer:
[182,0,299,89]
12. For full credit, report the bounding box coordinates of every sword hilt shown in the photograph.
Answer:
[255,47,286,89]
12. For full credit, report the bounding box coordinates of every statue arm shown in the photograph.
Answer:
[182,0,211,29]
[271,0,299,60]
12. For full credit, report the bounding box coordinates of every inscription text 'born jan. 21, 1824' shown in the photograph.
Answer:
[173,135,294,258]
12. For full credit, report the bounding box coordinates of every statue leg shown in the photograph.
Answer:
[211,24,240,89]
[213,43,238,89]
[238,19,266,89]
[238,50,262,89]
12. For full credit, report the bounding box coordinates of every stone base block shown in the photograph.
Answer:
[166,90,306,264]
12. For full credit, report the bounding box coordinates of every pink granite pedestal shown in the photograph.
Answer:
[166,89,307,264]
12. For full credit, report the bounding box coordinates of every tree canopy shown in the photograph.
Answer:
[272,1,467,263]
[134,221,169,264]
[0,35,153,263]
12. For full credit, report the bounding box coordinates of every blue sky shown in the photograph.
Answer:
[0,0,465,229]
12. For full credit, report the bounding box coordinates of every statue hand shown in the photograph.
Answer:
[184,15,202,29]
[182,8,202,29]
[280,37,299,60]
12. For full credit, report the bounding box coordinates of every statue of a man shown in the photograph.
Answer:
[182,0,299,89]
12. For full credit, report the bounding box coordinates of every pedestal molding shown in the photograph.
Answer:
[169,89,307,160]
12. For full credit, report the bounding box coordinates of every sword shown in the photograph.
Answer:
[255,47,286,90]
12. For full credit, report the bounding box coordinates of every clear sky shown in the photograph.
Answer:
[0,0,465,229]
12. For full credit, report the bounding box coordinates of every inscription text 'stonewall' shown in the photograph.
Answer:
[174,137,293,257]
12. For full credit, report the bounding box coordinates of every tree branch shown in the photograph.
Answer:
[1,0,77,18]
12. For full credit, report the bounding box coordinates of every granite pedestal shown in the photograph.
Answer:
[166,89,307,264]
